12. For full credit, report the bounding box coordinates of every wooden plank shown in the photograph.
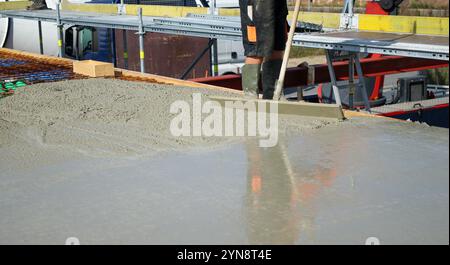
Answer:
[73,60,114,77]
[117,69,243,94]
[209,96,345,120]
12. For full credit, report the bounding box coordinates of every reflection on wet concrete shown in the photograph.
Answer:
[244,127,356,245]
[245,139,330,244]
[0,118,448,244]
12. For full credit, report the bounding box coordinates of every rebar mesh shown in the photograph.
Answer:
[0,50,87,85]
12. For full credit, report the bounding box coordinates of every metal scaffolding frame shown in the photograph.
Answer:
[1,9,447,60]
[0,8,448,88]
[293,33,449,62]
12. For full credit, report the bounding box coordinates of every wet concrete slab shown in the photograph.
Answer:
[0,118,448,245]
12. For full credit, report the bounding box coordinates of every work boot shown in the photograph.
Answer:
[262,59,283,100]
[26,0,48,11]
[241,64,261,98]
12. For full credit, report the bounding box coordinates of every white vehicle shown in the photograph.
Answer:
[195,0,245,75]
[0,0,8,48]
[195,0,239,8]
[1,0,61,57]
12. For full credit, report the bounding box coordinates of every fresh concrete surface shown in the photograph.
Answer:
[0,79,338,159]
[0,79,448,245]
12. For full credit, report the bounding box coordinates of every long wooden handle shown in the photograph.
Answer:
[273,0,302,101]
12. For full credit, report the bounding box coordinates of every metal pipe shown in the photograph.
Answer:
[208,38,213,76]
[212,38,219,77]
[208,1,219,76]
[297,87,303,101]
[349,0,354,16]
[137,7,145,73]
[325,50,342,107]
[111,29,117,67]
[209,0,218,15]
[73,27,79,59]
[118,0,125,15]
[122,30,128,69]
[180,39,214,80]
[348,56,355,109]
[354,53,371,112]
[56,1,64,58]
[37,20,44,55]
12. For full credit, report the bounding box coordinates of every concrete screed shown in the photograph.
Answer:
[0,78,448,244]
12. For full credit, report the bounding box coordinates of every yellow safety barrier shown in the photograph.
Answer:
[0,1,31,11]
[290,12,342,29]
[359,14,449,36]
[61,0,117,14]
[126,5,208,17]
[59,2,449,37]
[62,1,208,17]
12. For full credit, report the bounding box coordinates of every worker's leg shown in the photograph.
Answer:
[262,51,284,99]
[239,0,263,97]
[261,1,288,100]
[241,57,262,98]
[27,0,48,10]
[245,57,264,65]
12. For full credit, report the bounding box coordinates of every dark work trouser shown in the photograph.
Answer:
[239,0,288,58]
